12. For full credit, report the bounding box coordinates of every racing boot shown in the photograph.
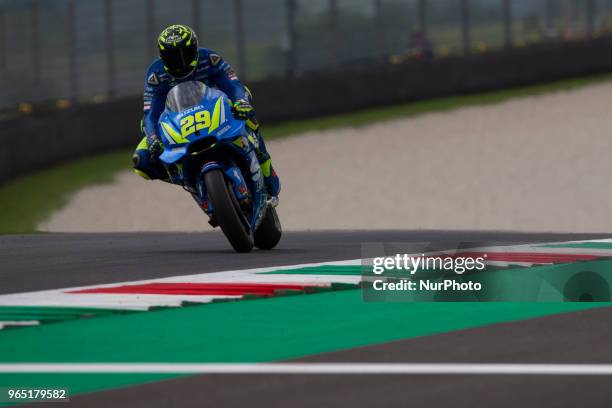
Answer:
[246,118,280,198]
[132,135,170,182]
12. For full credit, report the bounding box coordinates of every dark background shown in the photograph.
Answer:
[2,0,612,185]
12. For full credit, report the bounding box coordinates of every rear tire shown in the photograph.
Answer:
[204,169,254,253]
[254,207,282,250]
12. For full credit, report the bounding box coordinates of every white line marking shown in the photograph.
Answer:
[2,363,612,375]
[0,321,39,329]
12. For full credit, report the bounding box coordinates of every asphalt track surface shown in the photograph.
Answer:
[3,230,612,294]
[54,307,612,408]
[4,229,612,408]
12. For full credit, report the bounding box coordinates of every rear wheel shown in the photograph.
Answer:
[204,169,253,253]
[254,207,282,250]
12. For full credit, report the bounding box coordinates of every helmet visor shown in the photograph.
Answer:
[160,45,197,76]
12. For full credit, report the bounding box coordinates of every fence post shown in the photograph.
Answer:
[145,0,155,62]
[374,0,384,60]
[233,0,247,80]
[502,0,512,49]
[461,0,471,56]
[329,0,338,66]
[104,0,115,98]
[285,0,296,77]
[417,0,427,36]
[67,0,78,101]
[586,0,596,37]
[192,0,200,35]
[31,1,41,98]
[545,0,555,37]
[0,8,4,72]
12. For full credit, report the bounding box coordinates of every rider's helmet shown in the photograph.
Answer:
[158,25,198,78]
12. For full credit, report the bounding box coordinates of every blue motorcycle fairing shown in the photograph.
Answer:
[159,146,187,164]
[156,81,267,233]
[159,86,246,165]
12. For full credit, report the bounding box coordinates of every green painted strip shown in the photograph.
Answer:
[260,265,362,275]
[0,306,137,325]
[0,289,608,399]
[539,242,612,249]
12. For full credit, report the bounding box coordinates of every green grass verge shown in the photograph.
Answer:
[0,151,131,234]
[2,72,612,234]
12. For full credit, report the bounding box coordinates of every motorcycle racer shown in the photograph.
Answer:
[132,24,280,198]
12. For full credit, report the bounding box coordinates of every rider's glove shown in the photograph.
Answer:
[231,99,255,120]
[147,135,163,159]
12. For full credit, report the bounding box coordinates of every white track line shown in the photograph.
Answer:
[0,321,39,330]
[2,363,612,375]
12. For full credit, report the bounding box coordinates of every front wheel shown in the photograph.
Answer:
[254,207,282,250]
[204,169,254,253]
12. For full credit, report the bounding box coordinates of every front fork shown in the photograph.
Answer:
[195,135,267,231]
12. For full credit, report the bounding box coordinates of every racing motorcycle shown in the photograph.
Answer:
[158,81,281,253]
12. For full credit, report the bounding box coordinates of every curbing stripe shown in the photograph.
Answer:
[1,239,612,328]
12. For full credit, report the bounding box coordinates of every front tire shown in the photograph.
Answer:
[254,207,282,250]
[204,169,254,253]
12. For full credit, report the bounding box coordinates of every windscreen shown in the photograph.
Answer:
[165,81,207,113]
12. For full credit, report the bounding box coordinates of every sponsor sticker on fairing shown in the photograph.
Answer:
[147,73,159,85]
